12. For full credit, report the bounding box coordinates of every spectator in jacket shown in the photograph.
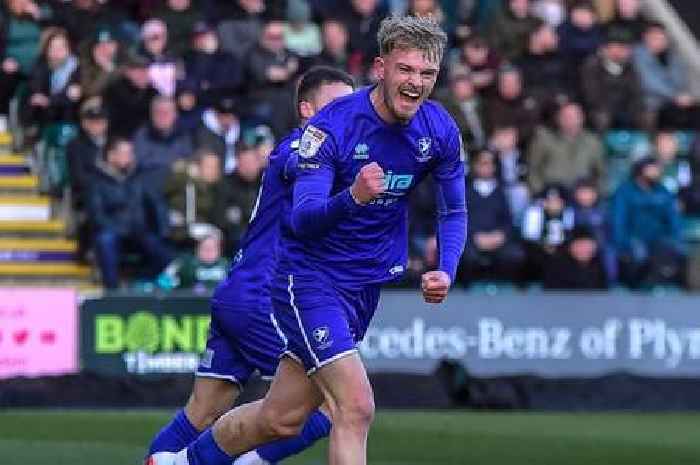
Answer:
[580,26,647,131]
[484,66,541,146]
[557,1,603,72]
[527,102,605,194]
[132,95,193,188]
[215,140,263,252]
[489,124,529,221]
[522,183,575,280]
[514,19,573,111]
[245,19,300,136]
[435,69,486,153]
[486,0,540,60]
[339,0,387,79]
[653,129,691,195]
[543,226,608,289]
[216,0,265,61]
[460,149,525,284]
[193,96,241,174]
[633,22,699,130]
[88,137,173,289]
[163,149,226,246]
[680,137,700,215]
[1,0,51,79]
[26,28,81,128]
[607,0,647,42]
[102,52,157,137]
[284,0,321,58]
[140,18,178,97]
[79,27,121,99]
[611,156,686,287]
[154,0,205,57]
[66,98,108,208]
[180,21,243,112]
[447,34,501,95]
[310,19,350,72]
[157,229,230,292]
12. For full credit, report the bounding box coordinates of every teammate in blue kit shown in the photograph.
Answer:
[173,15,467,465]
[145,66,355,465]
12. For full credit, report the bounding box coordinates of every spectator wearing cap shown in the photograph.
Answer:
[79,27,121,99]
[26,27,82,128]
[180,21,243,112]
[521,183,576,280]
[284,0,322,58]
[155,0,205,57]
[611,156,686,287]
[133,95,193,189]
[486,0,540,60]
[514,20,573,110]
[193,97,241,174]
[140,18,178,97]
[102,51,157,137]
[527,102,605,195]
[87,137,173,289]
[53,0,132,47]
[557,1,604,71]
[216,0,266,61]
[459,149,525,285]
[214,139,264,252]
[484,66,541,147]
[543,226,609,289]
[435,69,486,153]
[245,19,300,136]
[580,26,647,131]
[447,34,501,95]
[632,22,700,130]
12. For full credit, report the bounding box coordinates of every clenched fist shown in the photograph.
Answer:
[421,271,451,304]
[350,162,386,205]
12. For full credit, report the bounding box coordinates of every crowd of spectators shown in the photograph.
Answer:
[0,0,698,291]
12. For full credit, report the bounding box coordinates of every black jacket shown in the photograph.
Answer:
[87,161,169,238]
[66,130,103,205]
[103,77,157,138]
[182,49,243,108]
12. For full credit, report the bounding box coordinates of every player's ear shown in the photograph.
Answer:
[373,56,385,80]
[299,100,314,120]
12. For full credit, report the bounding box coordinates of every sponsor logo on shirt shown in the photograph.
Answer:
[416,137,432,162]
[299,125,327,159]
[382,171,414,194]
[353,143,370,160]
[389,265,405,276]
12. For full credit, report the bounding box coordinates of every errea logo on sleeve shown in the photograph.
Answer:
[299,125,327,159]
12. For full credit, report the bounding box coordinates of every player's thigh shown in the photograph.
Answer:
[260,356,324,433]
[312,352,374,425]
[185,376,240,429]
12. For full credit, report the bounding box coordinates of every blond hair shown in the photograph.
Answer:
[377,15,447,64]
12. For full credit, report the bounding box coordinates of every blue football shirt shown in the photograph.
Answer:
[277,86,467,291]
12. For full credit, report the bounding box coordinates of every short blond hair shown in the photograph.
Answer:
[377,15,447,64]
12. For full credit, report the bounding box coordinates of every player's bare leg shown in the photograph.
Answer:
[313,353,374,465]
[212,356,324,455]
[185,377,240,430]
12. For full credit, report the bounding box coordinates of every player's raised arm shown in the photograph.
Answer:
[422,127,468,304]
[290,126,384,237]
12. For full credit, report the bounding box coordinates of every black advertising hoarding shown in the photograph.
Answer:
[81,295,211,376]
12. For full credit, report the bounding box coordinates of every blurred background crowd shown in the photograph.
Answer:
[3,0,700,292]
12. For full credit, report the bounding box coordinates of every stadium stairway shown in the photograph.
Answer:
[0,131,92,286]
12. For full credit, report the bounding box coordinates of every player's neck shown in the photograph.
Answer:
[370,84,399,125]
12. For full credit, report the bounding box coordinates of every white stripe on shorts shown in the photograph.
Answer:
[288,274,321,368]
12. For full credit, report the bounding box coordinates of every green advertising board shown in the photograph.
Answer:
[81,296,211,376]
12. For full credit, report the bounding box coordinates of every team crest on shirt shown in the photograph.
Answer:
[353,143,370,160]
[312,326,333,350]
[416,137,432,162]
[299,125,327,159]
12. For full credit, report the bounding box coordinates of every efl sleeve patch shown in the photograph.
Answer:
[299,125,327,159]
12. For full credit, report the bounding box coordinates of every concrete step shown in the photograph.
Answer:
[0,262,92,278]
[0,196,51,221]
[0,174,39,191]
[0,219,65,236]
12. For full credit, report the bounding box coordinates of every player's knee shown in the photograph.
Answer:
[335,392,375,431]
[186,392,233,430]
[259,405,306,440]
